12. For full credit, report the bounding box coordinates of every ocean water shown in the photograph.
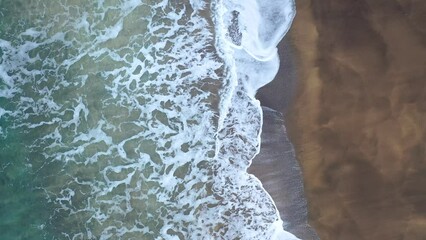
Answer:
[0,0,296,239]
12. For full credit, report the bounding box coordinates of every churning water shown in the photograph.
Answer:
[0,0,296,239]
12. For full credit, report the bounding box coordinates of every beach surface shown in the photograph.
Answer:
[255,0,426,239]
[249,107,319,240]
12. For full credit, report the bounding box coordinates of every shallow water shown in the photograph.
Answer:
[0,0,298,239]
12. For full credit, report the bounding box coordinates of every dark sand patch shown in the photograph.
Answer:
[249,107,319,240]
[256,37,298,116]
[278,0,426,239]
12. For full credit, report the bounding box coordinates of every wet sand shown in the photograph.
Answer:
[249,107,319,240]
[256,0,426,239]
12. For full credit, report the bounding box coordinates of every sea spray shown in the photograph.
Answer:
[0,0,296,239]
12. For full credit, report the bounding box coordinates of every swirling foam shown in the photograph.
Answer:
[0,0,296,239]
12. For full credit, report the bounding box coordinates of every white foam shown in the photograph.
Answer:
[215,0,298,239]
[0,0,298,239]
[222,0,295,60]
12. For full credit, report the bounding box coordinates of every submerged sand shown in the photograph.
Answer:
[262,0,426,239]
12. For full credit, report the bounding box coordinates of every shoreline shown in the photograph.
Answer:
[277,0,426,239]
[256,37,298,117]
[251,12,318,239]
[248,107,319,240]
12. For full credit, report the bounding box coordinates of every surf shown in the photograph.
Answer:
[0,0,297,239]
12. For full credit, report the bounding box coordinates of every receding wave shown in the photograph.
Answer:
[0,0,296,239]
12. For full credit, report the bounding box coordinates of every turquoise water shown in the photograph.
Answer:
[0,123,50,239]
[0,0,297,239]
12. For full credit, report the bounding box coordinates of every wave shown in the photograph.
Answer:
[0,0,296,239]
[214,0,297,239]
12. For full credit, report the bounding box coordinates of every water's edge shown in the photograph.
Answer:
[0,0,300,238]
[249,107,320,240]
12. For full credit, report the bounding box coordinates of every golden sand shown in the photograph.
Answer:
[284,0,426,239]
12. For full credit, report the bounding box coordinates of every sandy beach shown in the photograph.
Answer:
[249,107,319,240]
[255,0,426,239]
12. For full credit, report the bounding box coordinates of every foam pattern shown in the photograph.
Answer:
[0,0,296,239]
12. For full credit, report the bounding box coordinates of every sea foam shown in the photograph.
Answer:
[214,0,297,239]
[0,0,296,239]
